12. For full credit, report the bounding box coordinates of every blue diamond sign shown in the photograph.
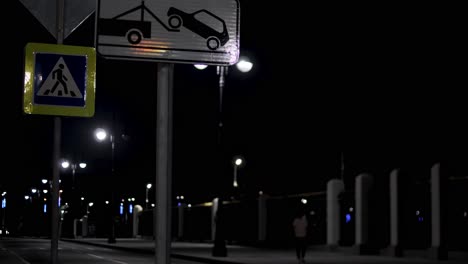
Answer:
[23,43,96,117]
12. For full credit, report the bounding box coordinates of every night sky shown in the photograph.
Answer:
[1,0,466,213]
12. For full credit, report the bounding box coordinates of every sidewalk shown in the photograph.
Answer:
[61,238,468,264]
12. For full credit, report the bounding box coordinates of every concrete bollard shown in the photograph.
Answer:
[385,169,403,257]
[429,163,448,260]
[355,173,373,254]
[211,198,219,241]
[258,193,267,242]
[327,179,344,250]
[132,205,143,238]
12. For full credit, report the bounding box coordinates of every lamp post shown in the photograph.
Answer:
[61,160,87,191]
[233,157,243,188]
[86,202,94,214]
[1,192,6,232]
[61,160,86,230]
[146,183,152,209]
[195,56,253,258]
[94,128,116,244]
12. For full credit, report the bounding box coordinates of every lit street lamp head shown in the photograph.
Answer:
[94,128,108,142]
[194,64,208,70]
[235,158,243,166]
[236,58,253,73]
[61,161,70,169]
[79,163,87,169]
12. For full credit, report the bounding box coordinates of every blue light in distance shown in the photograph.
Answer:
[1,198,5,209]
[129,204,133,214]
[120,204,124,215]
[44,204,47,213]
[346,213,352,223]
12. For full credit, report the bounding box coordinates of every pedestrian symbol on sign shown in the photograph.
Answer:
[37,57,83,98]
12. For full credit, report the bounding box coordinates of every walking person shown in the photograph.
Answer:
[292,209,308,264]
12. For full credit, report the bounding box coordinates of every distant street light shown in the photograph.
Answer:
[233,157,244,188]
[61,160,87,190]
[61,161,70,169]
[1,192,6,229]
[87,202,94,214]
[146,183,152,209]
[42,179,48,184]
[94,128,108,141]
[61,159,86,223]
[193,56,253,73]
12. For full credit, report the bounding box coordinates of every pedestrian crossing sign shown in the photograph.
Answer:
[23,43,96,117]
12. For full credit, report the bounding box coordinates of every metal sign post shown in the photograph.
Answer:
[51,1,65,263]
[155,63,173,264]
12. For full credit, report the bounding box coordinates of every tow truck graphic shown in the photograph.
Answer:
[99,1,179,45]
[99,1,229,50]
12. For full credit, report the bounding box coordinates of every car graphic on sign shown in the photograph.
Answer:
[167,7,229,50]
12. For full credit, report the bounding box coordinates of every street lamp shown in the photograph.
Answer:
[194,64,208,70]
[94,127,116,244]
[87,202,94,214]
[193,56,253,73]
[233,157,243,188]
[1,192,6,231]
[194,55,253,258]
[235,58,253,73]
[61,160,87,191]
[61,159,86,224]
[146,183,152,209]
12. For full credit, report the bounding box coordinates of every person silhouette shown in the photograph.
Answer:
[292,209,308,264]
[49,64,71,96]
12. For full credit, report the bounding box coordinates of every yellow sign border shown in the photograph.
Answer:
[23,43,96,117]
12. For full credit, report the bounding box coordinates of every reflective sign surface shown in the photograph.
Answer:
[96,0,240,65]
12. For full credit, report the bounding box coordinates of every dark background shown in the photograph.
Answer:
[1,1,466,216]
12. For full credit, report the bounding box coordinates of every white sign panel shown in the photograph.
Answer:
[96,0,240,65]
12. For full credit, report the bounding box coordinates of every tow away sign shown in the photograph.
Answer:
[96,0,240,65]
